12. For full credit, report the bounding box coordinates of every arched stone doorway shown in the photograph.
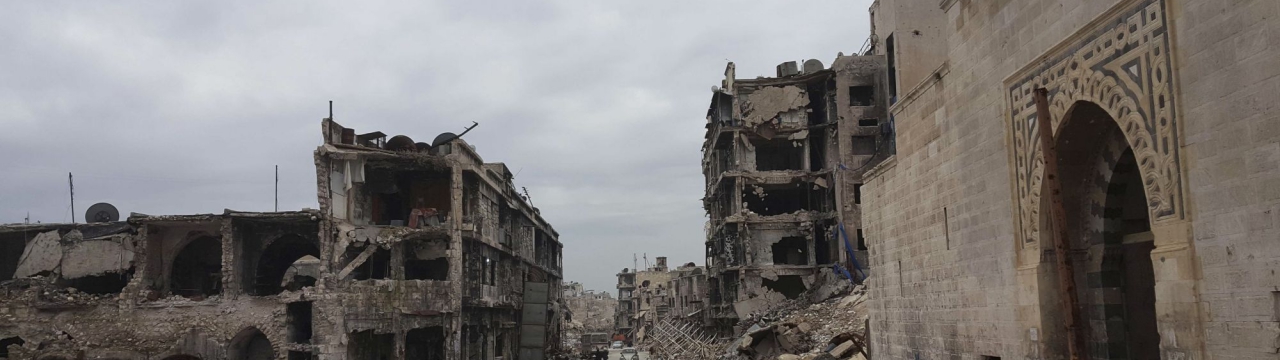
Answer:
[170,236,222,298]
[228,327,273,360]
[1053,101,1159,359]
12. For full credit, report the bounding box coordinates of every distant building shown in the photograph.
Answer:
[609,256,701,343]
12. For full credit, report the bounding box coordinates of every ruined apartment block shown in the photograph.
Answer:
[0,118,564,360]
[610,258,708,345]
[701,55,888,335]
[611,257,673,344]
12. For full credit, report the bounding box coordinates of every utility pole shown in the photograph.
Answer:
[1034,88,1086,360]
[68,172,75,224]
[275,165,279,212]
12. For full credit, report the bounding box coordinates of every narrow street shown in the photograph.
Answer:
[606,348,651,360]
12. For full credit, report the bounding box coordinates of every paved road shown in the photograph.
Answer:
[606,348,652,360]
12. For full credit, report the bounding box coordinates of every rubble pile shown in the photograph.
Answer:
[0,276,116,309]
[726,285,867,360]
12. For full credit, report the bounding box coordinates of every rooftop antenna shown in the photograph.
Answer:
[68,172,75,224]
[274,165,279,212]
[328,100,333,120]
[522,187,533,206]
[24,212,29,224]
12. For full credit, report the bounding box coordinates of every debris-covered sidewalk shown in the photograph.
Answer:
[725,285,867,360]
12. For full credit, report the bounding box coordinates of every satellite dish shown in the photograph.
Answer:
[432,132,457,147]
[85,203,119,223]
[386,135,416,151]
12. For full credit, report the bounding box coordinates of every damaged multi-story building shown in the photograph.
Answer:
[701,55,890,336]
[664,263,708,332]
[611,257,677,345]
[0,118,564,360]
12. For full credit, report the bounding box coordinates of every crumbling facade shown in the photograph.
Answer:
[860,0,1280,358]
[701,55,889,336]
[611,257,679,345]
[0,118,564,360]
[665,263,707,331]
[560,282,615,354]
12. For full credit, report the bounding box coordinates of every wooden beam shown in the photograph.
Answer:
[1034,88,1087,360]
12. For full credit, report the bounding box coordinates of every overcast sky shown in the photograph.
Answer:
[0,1,873,293]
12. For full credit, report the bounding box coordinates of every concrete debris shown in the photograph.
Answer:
[13,230,63,278]
[724,285,867,360]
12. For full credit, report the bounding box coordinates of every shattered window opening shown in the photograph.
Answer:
[771,237,809,266]
[58,271,131,295]
[761,275,807,300]
[754,138,806,171]
[346,245,390,280]
[849,86,875,106]
[744,184,812,215]
[405,257,449,281]
[405,239,449,281]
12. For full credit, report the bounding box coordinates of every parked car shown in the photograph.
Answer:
[619,347,639,360]
[610,341,624,349]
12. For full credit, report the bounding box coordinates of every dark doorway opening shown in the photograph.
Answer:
[1055,101,1159,360]
[815,222,833,265]
[405,326,447,360]
[0,336,24,359]
[170,236,222,298]
[0,235,25,281]
[349,330,395,360]
[287,301,313,344]
[228,327,273,360]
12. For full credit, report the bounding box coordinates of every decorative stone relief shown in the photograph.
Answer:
[1006,0,1184,245]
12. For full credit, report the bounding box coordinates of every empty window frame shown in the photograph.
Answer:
[849,86,875,106]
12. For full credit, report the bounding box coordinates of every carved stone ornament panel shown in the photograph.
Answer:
[1006,0,1184,245]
